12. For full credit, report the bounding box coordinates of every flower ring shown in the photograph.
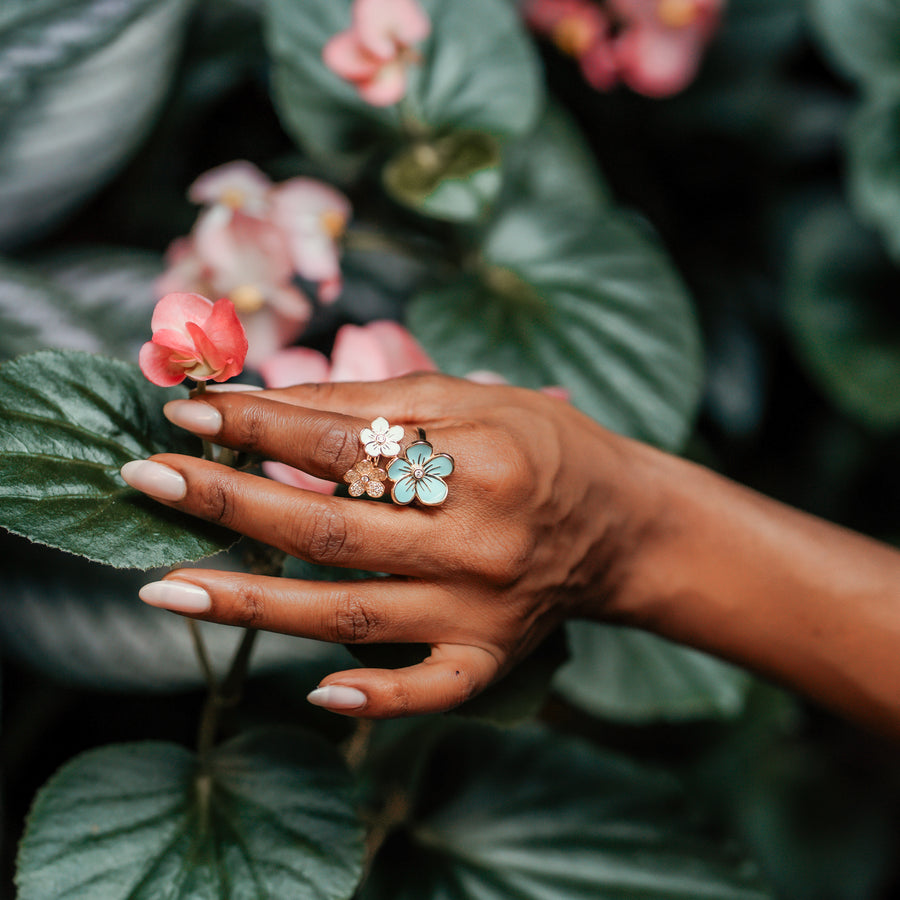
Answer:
[344,458,388,498]
[360,416,404,458]
[387,441,454,506]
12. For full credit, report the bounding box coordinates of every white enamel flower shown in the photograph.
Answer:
[360,416,404,458]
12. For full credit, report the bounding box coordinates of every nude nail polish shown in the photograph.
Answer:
[120,460,187,501]
[163,399,222,436]
[205,382,262,392]
[307,685,367,710]
[139,580,211,614]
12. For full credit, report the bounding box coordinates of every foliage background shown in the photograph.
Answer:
[2,0,900,897]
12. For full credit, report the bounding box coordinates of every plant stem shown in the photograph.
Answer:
[187,619,217,692]
[191,380,215,461]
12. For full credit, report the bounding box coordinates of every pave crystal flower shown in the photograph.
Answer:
[360,416,404,458]
[344,458,388,498]
[387,441,454,506]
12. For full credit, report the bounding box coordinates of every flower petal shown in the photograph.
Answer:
[424,453,454,478]
[139,341,189,387]
[348,480,366,497]
[371,416,390,434]
[150,292,214,333]
[366,480,386,498]
[415,474,448,506]
[391,474,418,505]
[405,441,433,467]
[387,456,410,480]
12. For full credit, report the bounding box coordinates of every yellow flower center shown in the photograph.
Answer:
[220,187,247,210]
[229,284,266,313]
[656,0,701,29]
[551,16,595,57]
[320,209,347,241]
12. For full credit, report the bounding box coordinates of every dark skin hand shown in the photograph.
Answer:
[120,374,900,738]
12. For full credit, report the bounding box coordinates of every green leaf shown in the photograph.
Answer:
[0,350,236,569]
[409,205,703,451]
[0,534,346,691]
[499,102,610,214]
[383,131,502,223]
[0,249,161,363]
[17,728,365,900]
[0,0,193,248]
[265,0,543,164]
[808,0,900,90]
[847,93,900,262]
[555,623,753,722]
[784,199,900,429]
[362,725,774,900]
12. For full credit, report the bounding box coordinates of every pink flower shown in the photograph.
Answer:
[610,0,722,97]
[524,0,723,96]
[323,0,431,107]
[525,0,618,90]
[139,293,248,388]
[158,162,354,368]
[258,321,437,494]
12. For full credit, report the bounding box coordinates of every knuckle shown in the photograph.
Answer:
[232,403,271,452]
[232,581,267,627]
[311,423,355,472]
[481,528,533,586]
[196,472,236,526]
[289,503,354,565]
[333,592,378,643]
[385,676,412,717]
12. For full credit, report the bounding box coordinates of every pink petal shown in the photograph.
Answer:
[185,320,227,377]
[148,327,200,357]
[330,320,437,382]
[139,341,191,387]
[354,0,431,56]
[540,385,571,401]
[357,60,409,106]
[323,29,383,81]
[318,276,343,304]
[271,178,352,221]
[580,39,619,90]
[614,23,703,96]
[201,298,249,380]
[150,293,215,333]
[188,160,272,214]
[258,347,332,389]
[241,310,310,371]
[263,461,337,495]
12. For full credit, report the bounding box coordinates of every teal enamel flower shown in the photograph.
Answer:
[387,441,454,506]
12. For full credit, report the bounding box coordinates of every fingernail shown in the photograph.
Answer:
[307,685,367,710]
[120,460,187,501]
[139,580,211,614]
[164,399,222,436]
[205,382,262,393]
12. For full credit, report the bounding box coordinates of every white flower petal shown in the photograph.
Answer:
[371,416,390,433]
[360,428,376,445]
[386,424,404,442]
[363,440,382,457]
[380,440,401,457]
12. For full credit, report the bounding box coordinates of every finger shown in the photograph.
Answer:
[306,644,502,718]
[139,569,458,643]
[165,394,371,482]
[121,455,446,575]
[210,373,453,420]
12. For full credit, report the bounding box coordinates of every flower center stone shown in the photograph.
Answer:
[413,467,424,479]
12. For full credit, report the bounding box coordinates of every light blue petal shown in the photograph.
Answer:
[392,475,418,505]
[387,457,410,480]
[405,441,433,467]
[416,475,448,506]
[424,453,454,478]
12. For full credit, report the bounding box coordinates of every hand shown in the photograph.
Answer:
[120,374,651,718]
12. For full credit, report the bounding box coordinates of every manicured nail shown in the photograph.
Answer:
[307,685,367,710]
[164,399,222,436]
[139,580,211,614]
[120,460,187,501]
[205,382,262,393]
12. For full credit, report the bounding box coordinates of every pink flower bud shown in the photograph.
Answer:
[139,292,248,387]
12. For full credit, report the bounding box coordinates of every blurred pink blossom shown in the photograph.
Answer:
[139,293,248,388]
[157,161,352,368]
[323,0,431,107]
[525,0,723,97]
[258,320,437,494]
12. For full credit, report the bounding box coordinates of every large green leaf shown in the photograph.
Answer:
[555,623,753,722]
[409,204,703,451]
[265,0,543,164]
[362,725,774,900]
[0,350,236,569]
[0,533,348,691]
[808,0,900,90]
[847,93,900,262]
[17,728,365,899]
[784,200,900,429]
[0,249,161,363]
[0,0,192,248]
